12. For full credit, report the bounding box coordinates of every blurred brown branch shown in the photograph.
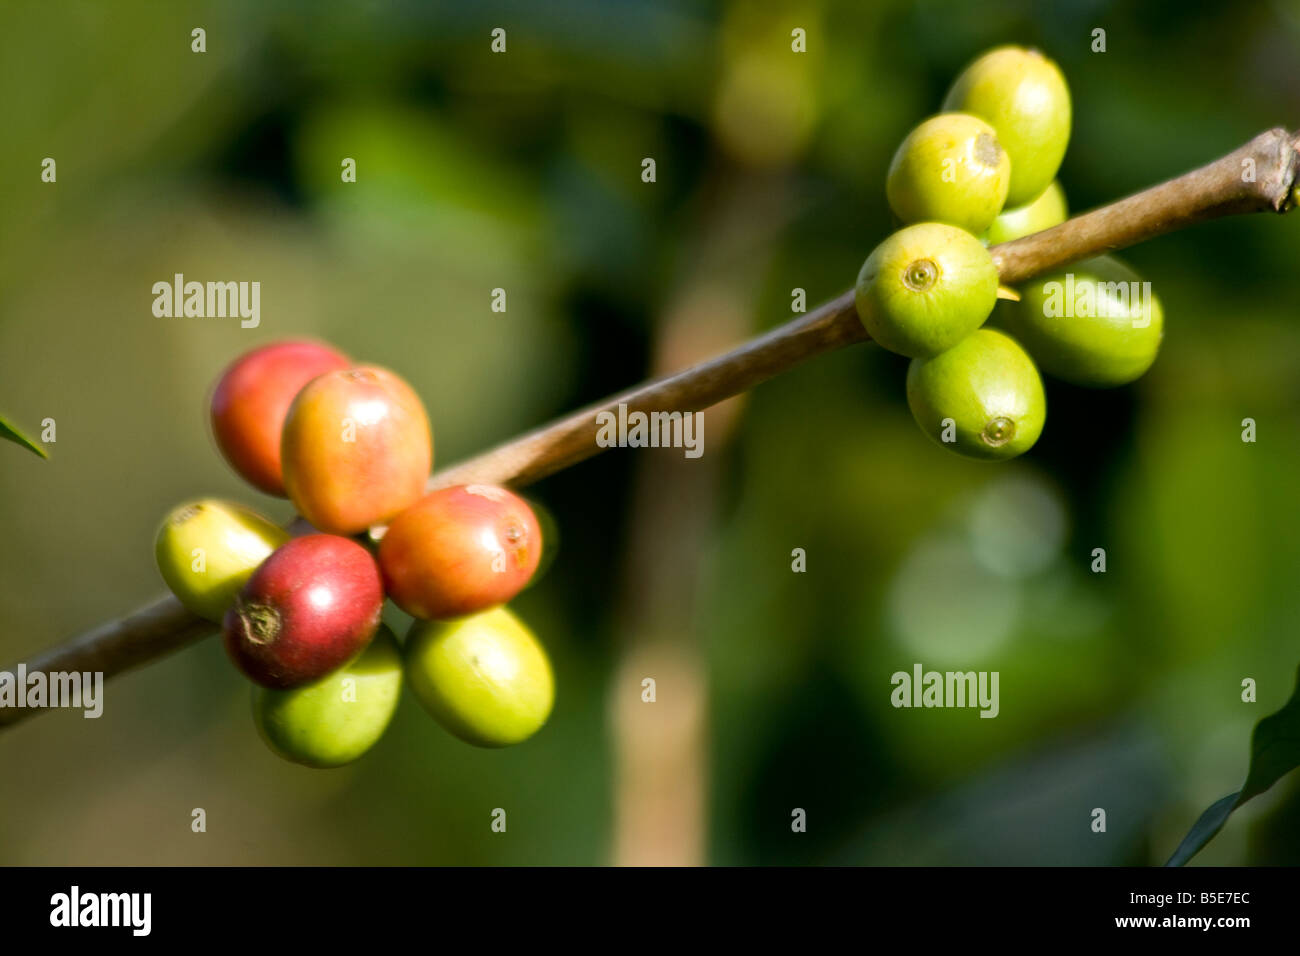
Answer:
[992,127,1298,282]
[2,127,1297,733]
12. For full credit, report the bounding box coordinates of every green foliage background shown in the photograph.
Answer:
[2,0,1299,864]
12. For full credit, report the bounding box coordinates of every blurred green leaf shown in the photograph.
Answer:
[1165,793,1240,868]
[1166,664,1300,865]
[0,412,47,459]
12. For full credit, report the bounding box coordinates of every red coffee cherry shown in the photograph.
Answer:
[281,366,433,535]
[222,534,384,688]
[379,484,543,621]
[210,340,351,496]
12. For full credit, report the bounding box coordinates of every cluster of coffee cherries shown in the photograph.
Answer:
[154,341,553,768]
[857,45,1165,460]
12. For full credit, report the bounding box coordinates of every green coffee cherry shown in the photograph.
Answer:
[155,499,288,622]
[886,113,1011,234]
[405,606,554,748]
[855,223,1000,359]
[984,181,1067,245]
[943,46,1071,207]
[1001,256,1164,387]
[906,328,1046,460]
[252,625,403,768]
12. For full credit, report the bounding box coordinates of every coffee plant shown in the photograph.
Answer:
[4,42,1299,868]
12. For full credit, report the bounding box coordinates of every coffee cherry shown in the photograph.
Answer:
[906,328,1046,460]
[855,223,999,359]
[281,366,432,535]
[155,499,289,622]
[379,484,543,621]
[886,113,1011,235]
[252,625,402,768]
[984,180,1067,245]
[210,341,351,496]
[223,534,384,688]
[943,46,1071,207]
[1001,256,1164,387]
[405,606,554,748]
